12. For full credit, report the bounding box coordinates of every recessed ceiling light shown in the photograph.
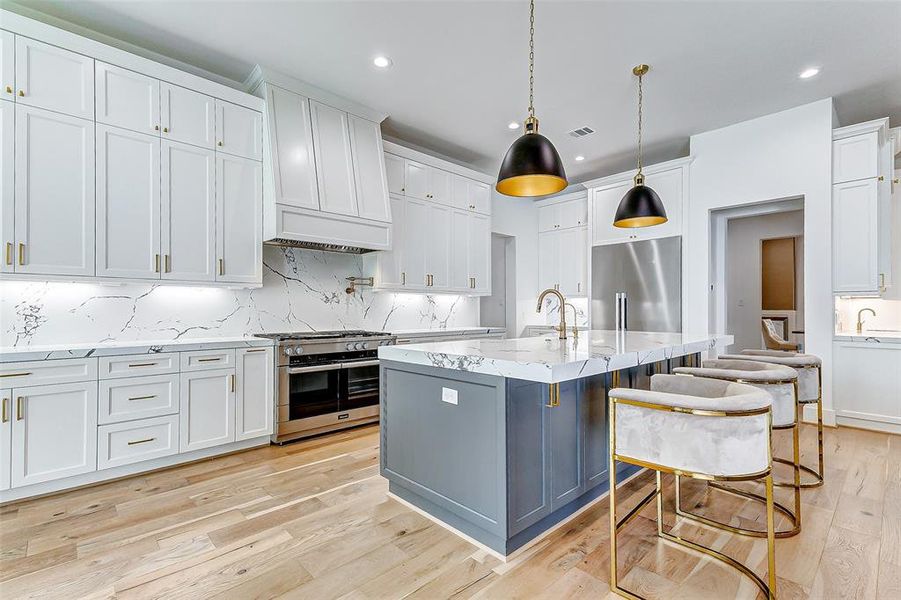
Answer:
[373,55,393,69]
[799,67,820,79]
[575,155,585,162]
[508,121,520,130]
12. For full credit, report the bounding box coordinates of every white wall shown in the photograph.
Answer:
[726,210,804,351]
[686,99,835,423]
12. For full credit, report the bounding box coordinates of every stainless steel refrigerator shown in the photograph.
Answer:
[590,237,682,332]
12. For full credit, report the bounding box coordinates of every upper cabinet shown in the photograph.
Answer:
[266,85,319,210]
[161,83,215,149]
[310,100,358,217]
[216,100,262,161]
[1,101,12,274]
[1,30,14,102]
[96,62,159,135]
[348,114,391,222]
[588,158,689,246]
[15,37,93,119]
[536,193,588,297]
[538,195,587,232]
[832,119,896,295]
[216,154,262,284]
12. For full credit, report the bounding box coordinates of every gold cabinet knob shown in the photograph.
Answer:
[878,176,884,181]
[894,178,899,184]
[154,125,160,131]
[4,85,11,94]
[217,141,223,147]
[163,127,169,133]
[17,90,24,97]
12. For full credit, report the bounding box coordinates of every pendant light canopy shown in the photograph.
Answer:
[613,64,667,228]
[496,0,567,197]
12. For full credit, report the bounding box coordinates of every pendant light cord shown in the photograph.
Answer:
[637,70,643,175]
[528,0,535,118]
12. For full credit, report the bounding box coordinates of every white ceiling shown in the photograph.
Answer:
[13,1,901,183]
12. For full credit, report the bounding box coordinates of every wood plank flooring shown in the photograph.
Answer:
[0,423,897,599]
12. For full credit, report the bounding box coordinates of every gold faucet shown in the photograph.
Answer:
[537,288,568,339]
[564,302,579,339]
[856,308,875,333]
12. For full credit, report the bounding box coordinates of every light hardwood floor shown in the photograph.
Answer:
[1,423,898,599]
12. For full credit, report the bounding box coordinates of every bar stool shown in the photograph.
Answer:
[730,349,824,488]
[609,374,776,600]
[673,359,802,538]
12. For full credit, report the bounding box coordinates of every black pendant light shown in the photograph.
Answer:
[614,64,667,228]
[496,0,567,197]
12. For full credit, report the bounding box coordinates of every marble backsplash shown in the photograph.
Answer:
[0,246,479,347]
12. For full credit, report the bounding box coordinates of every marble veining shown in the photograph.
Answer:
[834,331,901,344]
[379,330,734,383]
[0,246,478,349]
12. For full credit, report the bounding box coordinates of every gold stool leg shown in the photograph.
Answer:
[775,369,824,488]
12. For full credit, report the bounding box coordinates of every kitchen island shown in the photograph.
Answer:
[377,330,732,557]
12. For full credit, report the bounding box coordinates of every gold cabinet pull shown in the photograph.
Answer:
[1,398,8,423]
[218,258,224,276]
[18,242,24,265]
[198,357,221,362]
[0,372,32,378]
[127,437,156,446]
[17,90,24,97]
[229,373,235,392]
[165,254,171,273]
[128,362,157,368]
[878,176,884,181]
[4,242,11,265]
[545,383,560,408]
[128,395,156,401]
[154,254,160,273]
[401,271,405,285]
[246,348,266,353]
[16,396,24,420]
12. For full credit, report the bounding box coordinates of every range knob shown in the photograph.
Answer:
[283,346,293,356]
[346,342,355,351]
[361,342,369,349]
[355,342,364,350]
[294,345,303,355]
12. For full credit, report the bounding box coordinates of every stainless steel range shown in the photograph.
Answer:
[254,330,396,443]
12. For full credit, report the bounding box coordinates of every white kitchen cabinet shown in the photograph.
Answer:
[467,212,490,293]
[15,37,93,119]
[538,196,587,232]
[348,114,390,222]
[96,125,161,279]
[179,368,236,452]
[216,154,262,284]
[425,202,451,289]
[453,175,491,215]
[0,30,13,102]
[95,62,160,135]
[385,153,405,195]
[833,178,879,293]
[404,160,429,200]
[98,373,179,424]
[538,230,560,292]
[0,388,10,491]
[236,347,274,441]
[833,131,879,184]
[161,83,215,149]
[428,167,453,206]
[1,100,12,274]
[450,209,470,290]
[403,197,429,288]
[98,415,178,470]
[375,195,406,288]
[834,342,901,431]
[215,99,262,161]
[14,104,94,276]
[310,100,358,217]
[538,226,588,296]
[11,381,98,488]
[590,181,632,243]
[266,85,319,210]
[162,140,216,282]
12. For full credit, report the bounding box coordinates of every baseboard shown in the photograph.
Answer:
[836,415,901,436]
[802,404,837,427]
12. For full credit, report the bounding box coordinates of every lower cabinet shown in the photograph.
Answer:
[98,415,179,470]
[10,381,98,488]
[1,389,10,491]
[179,368,236,452]
[834,342,901,430]
[236,347,274,440]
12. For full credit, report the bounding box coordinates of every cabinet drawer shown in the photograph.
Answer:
[98,373,179,424]
[0,358,97,387]
[98,415,178,470]
[180,349,236,371]
[99,353,178,379]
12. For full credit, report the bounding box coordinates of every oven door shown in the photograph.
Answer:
[340,359,381,411]
[279,363,342,421]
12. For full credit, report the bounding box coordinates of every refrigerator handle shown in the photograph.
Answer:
[622,293,628,331]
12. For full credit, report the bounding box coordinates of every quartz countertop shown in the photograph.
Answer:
[0,336,274,363]
[392,327,506,337]
[378,330,733,383]
[834,330,901,344]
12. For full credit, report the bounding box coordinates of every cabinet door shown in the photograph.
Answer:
[470,181,491,215]
[385,153,405,195]
[449,209,470,290]
[507,380,551,535]
[236,348,274,441]
[591,182,633,245]
[538,203,559,232]
[161,83,215,149]
[179,368,236,452]
[96,62,160,135]
[216,154,262,284]
[558,198,588,229]
[11,381,98,488]
[215,100,262,160]
[14,105,94,276]
[833,178,878,293]
[0,30,13,102]
[0,388,10,491]
[549,379,583,508]
[1,100,12,274]
[641,167,682,240]
[468,212,490,294]
[310,100,358,217]
[833,132,879,184]
[425,202,451,289]
[404,160,428,200]
[15,37,93,119]
[537,230,560,292]
[558,226,587,296]
[96,125,161,279]
[348,114,390,222]
[377,195,406,287]
[266,86,318,210]
[403,198,429,288]
[834,344,901,423]
[162,140,216,281]
[428,167,453,205]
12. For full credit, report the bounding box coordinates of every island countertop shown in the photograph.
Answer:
[377,330,733,383]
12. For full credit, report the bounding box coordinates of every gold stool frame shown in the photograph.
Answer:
[608,394,777,600]
[674,376,802,539]
[774,365,823,489]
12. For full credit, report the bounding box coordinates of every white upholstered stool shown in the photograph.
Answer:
[672,359,802,538]
[609,374,776,600]
[727,349,825,488]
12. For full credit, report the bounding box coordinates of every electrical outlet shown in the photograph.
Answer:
[441,387,458,405]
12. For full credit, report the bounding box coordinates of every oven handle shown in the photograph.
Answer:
[340,359,382,369]
[286,363,344,375]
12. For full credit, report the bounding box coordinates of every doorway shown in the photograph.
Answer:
[481,233,515,336]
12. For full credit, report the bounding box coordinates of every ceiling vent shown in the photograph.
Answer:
[568,126,594,138]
